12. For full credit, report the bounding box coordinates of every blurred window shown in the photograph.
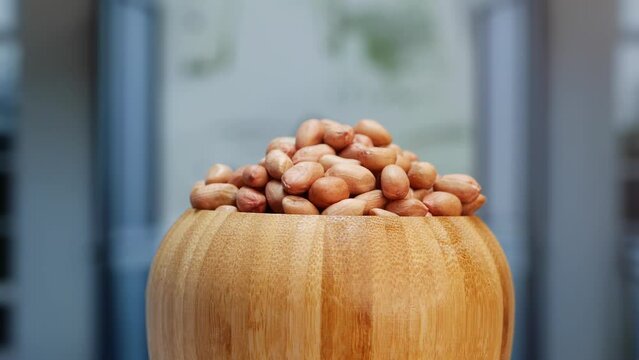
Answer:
[158,0,479,226]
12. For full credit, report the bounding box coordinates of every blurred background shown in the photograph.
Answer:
[0,0,638,359]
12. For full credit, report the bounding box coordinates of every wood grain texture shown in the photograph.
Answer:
[147,210,514,360]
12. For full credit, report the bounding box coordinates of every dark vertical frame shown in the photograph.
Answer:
[525,0,548,359]
[0,0,18,358]
[473,2,532,358]
[98,0,159,358]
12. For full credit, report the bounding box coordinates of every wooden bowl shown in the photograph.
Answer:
[146,209,514,359]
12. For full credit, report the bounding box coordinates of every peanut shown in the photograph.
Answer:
[385,143,402,155]
[353,133,374,147]
[355,189,388,213]
[320,118,341,128]
[282,195,320,215]
[338,142,368,160]
[412,188,433,201]
[407,162,438,189]
[422,191,463,216]
[292,144,336,163]
[236,187,267,213]
[403,150,418,162]
[433,177,480,204]
[205,163,233,184]
[441,174,481,190]
[265,180,286,213]
[369,208,399,217]
[242,165,269,188]
[191,180,205,192]
[281,161,324,195]
[296,119,324,148]
[216,205,238,212]
[395,153,411,172]
[266,137,296,157]
[385,199,429,216]
[228,165,249,188]
[354,119,392,146]
[380,164,410,200]
[323,123,354,150]
[264,149,293,179]
[462,194,486,215]
[404,188,414,200]
[358,147,397,171]
[325,163,376,195]
[321,198,366,216]
[191,118,486,217]
[190,183,238,210]
[318,154,360,171]
[308,176,350,208]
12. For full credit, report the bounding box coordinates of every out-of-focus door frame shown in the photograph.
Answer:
[473,2,531,358]
[98,0,159,359]
[536,0,624,358]
[476,0,625,359]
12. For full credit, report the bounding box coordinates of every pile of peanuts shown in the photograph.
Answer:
[190,119,486,217]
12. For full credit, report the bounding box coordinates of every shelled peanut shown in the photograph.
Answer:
[190,119,485,216]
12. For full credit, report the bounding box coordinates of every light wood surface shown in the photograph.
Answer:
[147,209,514,359]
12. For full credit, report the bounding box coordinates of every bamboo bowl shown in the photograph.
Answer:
[146,209,514,359]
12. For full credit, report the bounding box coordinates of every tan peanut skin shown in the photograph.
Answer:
[385,198,429,216]
[407,162,438,189]
[308,176,350,209]
[441,173,482,190]
[205,164,233,184]
[282,195,320,215]
[423,191,463,216]
[403,150,418,162]
[323,123,355,150]
[321,198,367,216]
[228,165,249,188]
[266,137,297,157]
[265,180,286,213]
[380,164,410,200]
[413,188,433,201]
[190,183,238,210]
[369,208,399,217]
[395,153,412,172]
[236,187,267,213]
[281,161,324,195]
[354,119,393,146]
[433,178,480,204]
[358,147,397,172]
[292,144,336,164]
[264,149,293,180]
[318,154,360,171]
[325,163,376,195]
[296,119,325,148]
[352,133,374,147]
[355,190,388,214]
[215,205,237,212]
[242,165,269,188]
[338,142,368,160]
[462,194,487,215]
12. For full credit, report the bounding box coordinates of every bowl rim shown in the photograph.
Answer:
[189,208,480,220]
